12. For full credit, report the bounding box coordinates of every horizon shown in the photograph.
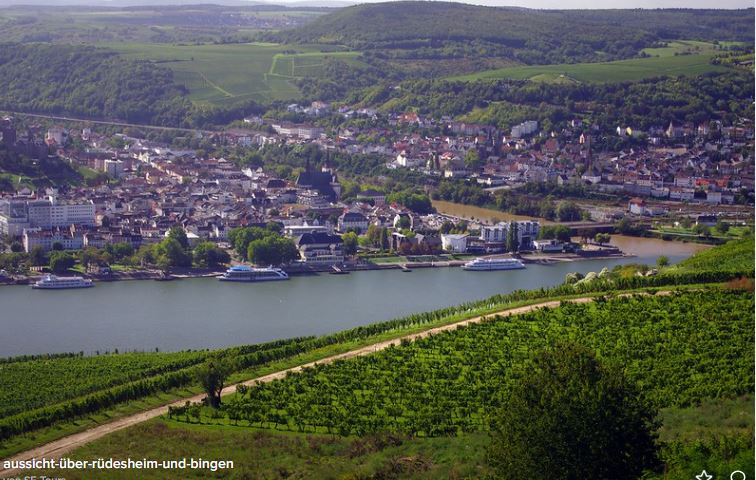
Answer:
[0,0,753,10]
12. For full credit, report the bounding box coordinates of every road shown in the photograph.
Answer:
[0,292,667,475]
[2,111,218,135]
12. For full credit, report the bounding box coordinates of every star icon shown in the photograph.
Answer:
[696,470,713,480]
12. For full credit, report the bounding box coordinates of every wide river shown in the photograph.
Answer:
[0,237,707,357]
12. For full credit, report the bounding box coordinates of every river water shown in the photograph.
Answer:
[0,237,707,357]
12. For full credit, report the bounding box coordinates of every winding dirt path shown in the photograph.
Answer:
[0,292,663,475]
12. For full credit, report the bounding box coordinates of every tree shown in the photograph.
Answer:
[196,357,231,409]
[379,227,390,251]
[154,237,192,268]
[29,245,46,266]
[715,220,730,234]
[488,343,660,480]
[9,241,23,253]
[247,235,299,266]
[506,222,519,253]
[539,225,571,242]
[594,233,611,245]
[439,220,455,234]
[51,241,64,251]
[464,149,482,170]
[342,232,358,256]
[556,201,582,222]
[168,226,189,249]
[656,255,670,267]
[49,251,75,273]
[694,224,711,237]
[193,241,231,268]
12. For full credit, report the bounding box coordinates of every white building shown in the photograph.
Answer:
[480,221,540,250]
[441,233,468,253]
[338,211,369,233]
[0,197,95,235]
[104,159,124,179]
[23,228,84,252]
[510,120,538,138]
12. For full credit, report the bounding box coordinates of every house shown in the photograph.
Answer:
[295,232,344,265]
[338,211,369,233]
[296,168,340,202]
[628,198,646,215]
[696,215,717,227]
[441,233,468,253]
[533,239,565,253]
[355,189,386,206]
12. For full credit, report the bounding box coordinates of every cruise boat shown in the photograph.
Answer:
[462,257,525,271]
[32,274,94,289]
[219,265,289,282]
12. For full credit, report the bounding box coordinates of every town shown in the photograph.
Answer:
[0,103,752,278]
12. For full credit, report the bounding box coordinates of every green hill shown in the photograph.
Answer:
[275,2,754,64]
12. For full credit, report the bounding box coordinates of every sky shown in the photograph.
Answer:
[8,0,753,9]
[275,0,755,9]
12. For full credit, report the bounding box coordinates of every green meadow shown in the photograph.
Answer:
[449,41,731,84]
[111,43,361,107]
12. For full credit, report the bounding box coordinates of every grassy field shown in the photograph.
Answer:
[449,40,730,84]
[111,43,361,107]
[22,394,754,480]
[269,51,362,78]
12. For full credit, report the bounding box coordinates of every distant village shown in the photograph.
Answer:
[0,103,753,266]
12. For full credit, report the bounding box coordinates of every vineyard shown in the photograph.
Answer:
[209,290,754,437]
[673,237,754,273]
[1,239,751,446]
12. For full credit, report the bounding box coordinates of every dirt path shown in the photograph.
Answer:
[0,292,660,474]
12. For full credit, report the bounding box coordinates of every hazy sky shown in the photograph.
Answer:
[13,0,754,9]
[278,0,754,9]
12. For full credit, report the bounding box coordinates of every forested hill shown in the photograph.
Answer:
[274,2,754,63]
[0,43,264,128]
[0,43,193,126]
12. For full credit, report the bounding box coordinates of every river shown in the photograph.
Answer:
[0,238,706,357]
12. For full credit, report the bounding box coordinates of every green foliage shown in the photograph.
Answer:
[0,351,208,419]
[657,256,670,267]
[0,43,193,126]
[167,226,189,249]
[247,235,299,266]
[275,2,752,65]
[386,191,433,214]
[223,290,753,436]
[48,251,75,273]
[674,238,755,273]
[488,343,660,480]
[228,225,282,260]
[196,357,232,408]
[342,232,358,256]
[153,237,192,268]
[29,245,46,266]
[463,149,481,170]
[192,242,230,268]
[594,233,611,245]
[556,201,583,222]
[539,225,571,242]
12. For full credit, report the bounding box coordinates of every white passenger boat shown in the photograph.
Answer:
[219,265,289,282]
[32,274,94,289]
[462,257,525,271]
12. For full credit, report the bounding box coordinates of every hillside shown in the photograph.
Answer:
[274,2,755,64]
[0,43,193,126]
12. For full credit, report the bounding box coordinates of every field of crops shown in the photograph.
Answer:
[269,51,362,78]
[0,351,207,419]
[110,43,349,106]
[672,237,754,273]
[450,51,729,84]
[214,290,754,436]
